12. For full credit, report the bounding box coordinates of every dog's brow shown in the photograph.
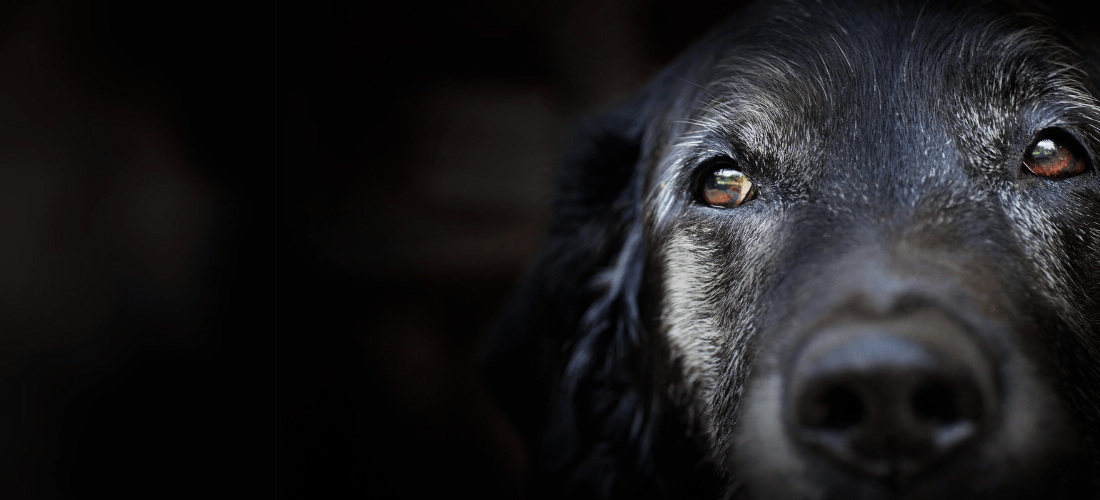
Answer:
[644,7,1100,235]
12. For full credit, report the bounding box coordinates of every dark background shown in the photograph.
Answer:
[0,0,274,497]
[281,0,747,498]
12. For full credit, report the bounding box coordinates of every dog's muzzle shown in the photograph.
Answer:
[786,311,996,478]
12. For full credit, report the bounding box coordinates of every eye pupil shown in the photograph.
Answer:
[702,167,755,208]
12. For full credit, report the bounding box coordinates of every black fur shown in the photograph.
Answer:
[482,1,1100,498]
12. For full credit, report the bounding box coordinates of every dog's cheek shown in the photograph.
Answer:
[996,184,1100,433]
[660,228,725,432]
[999,192,1078,324]
[658,208,788,460]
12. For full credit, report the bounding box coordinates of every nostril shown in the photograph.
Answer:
[912,380,961,424]
[911,377,984,453]
[809,385,865,429]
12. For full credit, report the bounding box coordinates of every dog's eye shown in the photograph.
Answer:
[701,166,756,208]
[1023,135,1088,179]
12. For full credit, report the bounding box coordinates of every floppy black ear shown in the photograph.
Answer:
[479,92,662,490]
[480,95,646,429]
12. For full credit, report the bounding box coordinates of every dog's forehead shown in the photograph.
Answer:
[664,0,1098,181]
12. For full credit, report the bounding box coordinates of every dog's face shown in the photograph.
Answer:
[483,1,1100,498]
[645,1,1100,497]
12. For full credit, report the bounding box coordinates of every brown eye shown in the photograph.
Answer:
[701,166,756,208]
[1023,136,1088,178]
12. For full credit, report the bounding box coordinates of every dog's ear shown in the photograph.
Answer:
[479,92,651,448]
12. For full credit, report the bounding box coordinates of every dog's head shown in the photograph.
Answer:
[483,1,1100,498]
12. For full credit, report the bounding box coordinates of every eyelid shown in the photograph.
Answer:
[690,157,740,187]
[691,152,754,177]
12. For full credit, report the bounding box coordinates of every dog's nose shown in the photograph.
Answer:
[787,317,997,477]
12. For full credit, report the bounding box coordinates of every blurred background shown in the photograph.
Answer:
[0,0,273,497]
[281,0,747,498]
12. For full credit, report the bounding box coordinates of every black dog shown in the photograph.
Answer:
[482,1,1100,498]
